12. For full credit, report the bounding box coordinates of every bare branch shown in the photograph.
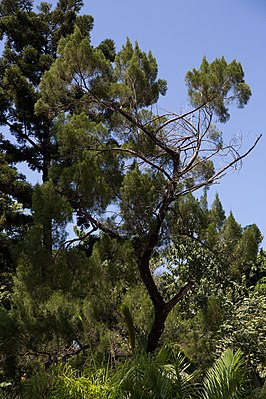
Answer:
[110,147,172,180]
[177,134,262,196]
[117,107,178,158]
[52,226,98,263]
[154,101,210,134]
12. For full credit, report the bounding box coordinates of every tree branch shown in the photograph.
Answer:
[110,147,172,180]
[79,210,126,241]
[166,280,193,311]
[154,102,211,135]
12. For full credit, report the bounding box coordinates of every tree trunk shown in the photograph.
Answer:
[42,149,53,261]
[146,304,168,353]
[146,280,193,353]
[43,219,53,255]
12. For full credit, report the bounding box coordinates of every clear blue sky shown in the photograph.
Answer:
[7,0,266,246]
[83,0,266,246]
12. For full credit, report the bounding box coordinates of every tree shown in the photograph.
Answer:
[35,26,261,353]
[0,153,32,309]
[0,190,141,379]
[0,0,94,181]
[218,293,266,380]
[0,0,95,261]
[156,194,263,373]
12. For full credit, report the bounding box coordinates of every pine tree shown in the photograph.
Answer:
[209,193,226,230]
[0,0,93,180]
[0,153,32,309]
[35,25,260,353]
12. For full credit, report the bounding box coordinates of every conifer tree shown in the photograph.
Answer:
[0,0,93,180]
[0,1,96,264]
[35,25,261,353]
[210,193,226,230]
[0,153,32,308]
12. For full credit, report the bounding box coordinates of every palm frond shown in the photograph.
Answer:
[201,348,247,399]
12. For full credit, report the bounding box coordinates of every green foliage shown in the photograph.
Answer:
[9,337,266,398]
[122,283,154,349]
[120,304,136,354]
[0,0,93,179]
[0,154,32,309]
[170,192,209,241]
[120,166,164,237]
[36,29,167,118]
[222,211,242,250]
[22,346,265,399]
[0,226,140,379]
[47,112,124,220]
[186,56,252,122]
[34,9,258,359]
[209,193,226,230]
[21,367,52,399]
[113,38,167,109]
[36,26,114,118]
[0,0,262,391]
[117,344,197,399]
[201,349,247,399]
[221,214,263,280]
[22,362,114,399]
[156,193,263,374]
[0,154,32,240]
[218,294,266,379]
[32,181,72,228]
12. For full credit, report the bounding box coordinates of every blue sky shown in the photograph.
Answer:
[84,0,266,245]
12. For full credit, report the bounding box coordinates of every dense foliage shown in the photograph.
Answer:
[0,1,265,396]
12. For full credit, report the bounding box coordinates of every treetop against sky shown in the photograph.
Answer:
[2,0,265,245]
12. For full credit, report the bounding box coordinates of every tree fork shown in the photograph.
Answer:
[146,280,193,353]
